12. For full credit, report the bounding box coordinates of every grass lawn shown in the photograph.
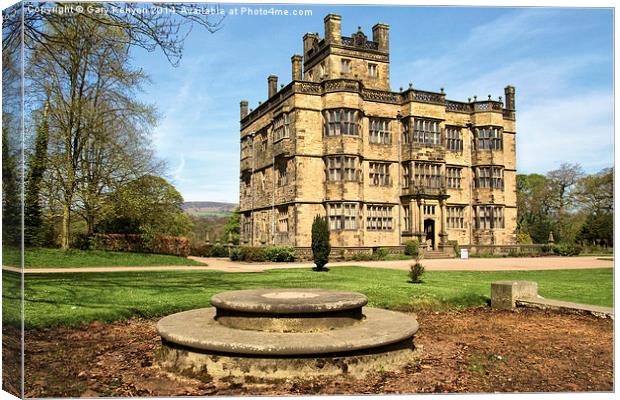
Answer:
[2,247,206,268]
[2,266,612,329]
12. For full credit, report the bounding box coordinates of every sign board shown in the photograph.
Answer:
[460,249,469,259]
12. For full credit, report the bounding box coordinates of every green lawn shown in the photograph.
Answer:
[2,266,612,329]
[2,247,206,268]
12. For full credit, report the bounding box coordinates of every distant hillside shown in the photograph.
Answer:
[182,201,238,218]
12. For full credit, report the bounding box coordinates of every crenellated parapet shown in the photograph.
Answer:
[241,79,514,131]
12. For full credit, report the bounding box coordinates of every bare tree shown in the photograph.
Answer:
[547,163,584,214]
[4,2,225,65]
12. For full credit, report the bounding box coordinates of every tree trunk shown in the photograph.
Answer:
[61,200,71,249]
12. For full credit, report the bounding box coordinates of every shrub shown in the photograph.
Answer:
[239,246,266,262]
[311,215,330,271]
[229,246,242,261]
[448,240,460,257]
[551,244,582,256]
[516,232,533,244]
[264,246,296,262]
[351,252,374,261]
[541,244,553,254]
[189,242,212,257]
[73,233,92,250]
[409,255,425,283]
[374,247,389,260]
[209,244,229,258]
[404,240,419,257]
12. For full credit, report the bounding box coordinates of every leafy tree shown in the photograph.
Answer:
[575,168,613,215]
[576,212,613,247]
[574,167,613,247]
[13,3,224,248]
[311,215,330,271]
[97,175,192,240]
[222,207,240,245]
[516,173,556,243]
[24,105,49,246]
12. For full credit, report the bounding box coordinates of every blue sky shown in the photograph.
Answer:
[132,4,614,203]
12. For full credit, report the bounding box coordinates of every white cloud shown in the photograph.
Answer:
[517,91,613,174]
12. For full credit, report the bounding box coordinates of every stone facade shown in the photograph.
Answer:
[239,14,517,251]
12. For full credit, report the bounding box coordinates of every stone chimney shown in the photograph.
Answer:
[268,75,278,98]
[240,100,248,119]
[324,14,341,44]
[303,32,319,56]
[504,86,516,110]
[372,23,390,52]
[291,54,303,81]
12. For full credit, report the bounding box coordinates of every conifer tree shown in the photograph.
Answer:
[311,215,330,271]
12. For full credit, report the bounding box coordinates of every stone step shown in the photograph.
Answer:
[422,250,453,259]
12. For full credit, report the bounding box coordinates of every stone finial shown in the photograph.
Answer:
[408,82,413,89]
[488,94,492,100]
[473,95,477,101]
[548,232,555,244]
[499,96,503,102]
[468,98,471,103]
[440,87,444,94]
[399,87,403,92]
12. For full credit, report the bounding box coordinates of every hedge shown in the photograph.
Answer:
[92,233,190,257]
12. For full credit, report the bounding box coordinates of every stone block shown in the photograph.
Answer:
[491,281,538,310]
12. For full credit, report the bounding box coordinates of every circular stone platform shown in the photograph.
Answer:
[156,288,419,381]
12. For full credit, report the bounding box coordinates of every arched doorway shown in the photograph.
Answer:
[424,219,435,250]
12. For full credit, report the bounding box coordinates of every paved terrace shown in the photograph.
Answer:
[2,256,613,274]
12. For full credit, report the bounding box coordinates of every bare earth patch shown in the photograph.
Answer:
[21,307,613,397]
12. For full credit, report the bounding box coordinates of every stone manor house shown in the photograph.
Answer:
[239,14,517,254]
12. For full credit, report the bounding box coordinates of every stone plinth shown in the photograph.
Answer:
[212,288,367,332]
[491,281,538,310]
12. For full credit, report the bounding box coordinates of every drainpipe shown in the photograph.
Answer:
[396,111,402,245]
[467,122,474,246]
[272,154,276,245]
[251,132,256,246]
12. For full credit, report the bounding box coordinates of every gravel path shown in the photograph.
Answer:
[3,256,612,274]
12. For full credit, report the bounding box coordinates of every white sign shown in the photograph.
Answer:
[460,249,469,259]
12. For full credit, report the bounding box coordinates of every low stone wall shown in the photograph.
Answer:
[294,246,406,261]
[461,244,543,256]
